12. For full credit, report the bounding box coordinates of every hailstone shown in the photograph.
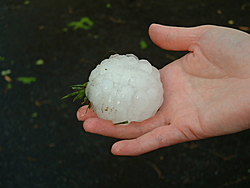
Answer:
[85,54,164,124]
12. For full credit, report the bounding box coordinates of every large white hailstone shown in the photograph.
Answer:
[86,54,164,124]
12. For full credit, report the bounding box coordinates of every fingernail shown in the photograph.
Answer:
[76,106,86,121]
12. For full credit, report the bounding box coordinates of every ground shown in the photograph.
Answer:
[1,0,250,187]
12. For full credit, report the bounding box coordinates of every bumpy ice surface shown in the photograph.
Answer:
[86,54,164,124]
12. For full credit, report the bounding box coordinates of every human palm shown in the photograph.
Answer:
[77,24,250,156]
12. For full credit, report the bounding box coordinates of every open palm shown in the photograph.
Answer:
[77,24,250,156]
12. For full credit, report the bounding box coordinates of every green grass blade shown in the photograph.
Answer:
[73,90,86,102]
[62,91,81,99]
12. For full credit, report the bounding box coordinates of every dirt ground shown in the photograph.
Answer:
[1,0,250,187]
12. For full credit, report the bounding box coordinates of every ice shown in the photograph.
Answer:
[129,71,148,88]
[101,78,114,93]
[138,59,152,73]
[88,65,101,80]
[86,84,102,105]
[126,54,139,60]
[86,54,164,123]
[133,89,150,109]
[117,85,135,102]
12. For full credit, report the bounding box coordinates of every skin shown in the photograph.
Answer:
[77,23,250,156]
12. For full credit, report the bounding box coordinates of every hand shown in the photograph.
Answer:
[77,24,250,156]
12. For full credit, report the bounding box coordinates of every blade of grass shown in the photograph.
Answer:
[62,91,81,99]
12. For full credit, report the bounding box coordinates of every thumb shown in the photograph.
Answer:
[148,23,204,51]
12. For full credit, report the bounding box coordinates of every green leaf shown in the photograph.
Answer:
[17,77,36,84]
[24,1,30,5]
[36,59,44,65]
[1,69,11,76]
[62,28,69,32]
[0,56,5,61]
[67,17,94,30]
[31,112,38,117]
[106,3,111,8]
[140,40,148,49]
[6,83,12,89]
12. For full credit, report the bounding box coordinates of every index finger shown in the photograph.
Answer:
[82,111,168,139]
